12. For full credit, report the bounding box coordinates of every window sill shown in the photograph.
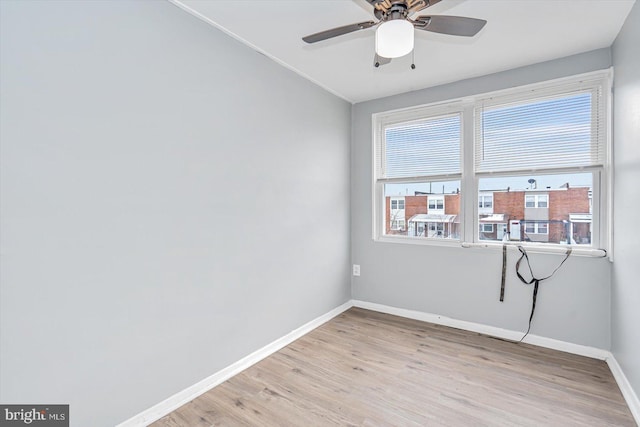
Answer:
[374,236,607,258]
[375,235,462,248]
[461,241,607,258]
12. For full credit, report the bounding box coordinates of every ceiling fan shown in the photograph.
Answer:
[302,0,487,68]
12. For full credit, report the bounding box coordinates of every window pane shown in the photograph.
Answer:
[384,114,461,179]
[538,195,548,208]
[384,181,461,240]
[476,92,602,173]
[480,224,494,233]
[477,173,592,245]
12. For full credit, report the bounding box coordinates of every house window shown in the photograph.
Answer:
[481,224,494,233]
[525,222,549,235]
[373,70,610,253]
[538,195,548,208]
[538,222,548,234]
[391,219,405,231]
[428,197,444,211]
[391,199,405,210]
[479,195,493,209]
[525,195,535,208]
[525,194,548,208]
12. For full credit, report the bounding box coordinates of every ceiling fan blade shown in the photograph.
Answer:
[414,15,487,37]
[374,53,392,67]
[302,21,377,44]
[408,0,443,15]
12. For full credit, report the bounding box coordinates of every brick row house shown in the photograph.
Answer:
[386,185,592,244]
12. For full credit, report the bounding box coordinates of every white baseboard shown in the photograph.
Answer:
[606,354,640,425]
[351,300,610,360]
[116,301,353,427]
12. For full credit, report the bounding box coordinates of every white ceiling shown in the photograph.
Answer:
[171,0,635,104]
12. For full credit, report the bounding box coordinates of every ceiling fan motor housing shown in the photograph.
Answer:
[374,2,410,21]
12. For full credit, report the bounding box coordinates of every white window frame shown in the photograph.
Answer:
[391,198,405,211]
[479,195,493,209]
[372,101,464,246]
[372,69,611,256]
[525,222,549,235]
[481,224,495,233]
[428,196,444,212]
[538,222,549,235]
[525,194,548,208]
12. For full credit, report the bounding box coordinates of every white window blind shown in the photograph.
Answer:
[381,113,461,179]
[475,88,604,173]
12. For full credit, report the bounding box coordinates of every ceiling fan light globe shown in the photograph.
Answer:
[375,20,414,59]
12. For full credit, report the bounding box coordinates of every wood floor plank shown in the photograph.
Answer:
[152,308,636,426]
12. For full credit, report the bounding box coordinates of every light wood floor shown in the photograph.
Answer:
[153,308,636,426]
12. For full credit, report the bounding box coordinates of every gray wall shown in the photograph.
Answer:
[351,49,613,349]
[0,1,351,426]
[612,0,640,401]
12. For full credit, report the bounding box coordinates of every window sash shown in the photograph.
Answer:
[474,82,606,175]
[479,196,493,208]
[537,195,548,208]
[525,196,535,207]
[380,113,461,180]
[481,224,494,232]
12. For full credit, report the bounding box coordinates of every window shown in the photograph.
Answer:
[525,194,548,208]
[373,70,610,253]
[525,195,535,208]
[428,197,444,211]
[538,223,549,234]
[525,222,549,235]
[479,195,493,209]
[391,199,405,210]
[391,219,405,231]
[374,104,462,241]
[481,224,494,233]
[538,195,548,208]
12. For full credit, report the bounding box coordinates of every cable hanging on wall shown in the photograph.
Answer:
[500,244,572,343]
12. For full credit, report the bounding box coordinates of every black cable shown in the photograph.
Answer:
[514,245,572,342]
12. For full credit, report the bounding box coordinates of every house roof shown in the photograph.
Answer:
[479,214,507,224]
[570,214,593,223]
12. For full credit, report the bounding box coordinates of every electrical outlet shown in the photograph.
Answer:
[353,264,360,276]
